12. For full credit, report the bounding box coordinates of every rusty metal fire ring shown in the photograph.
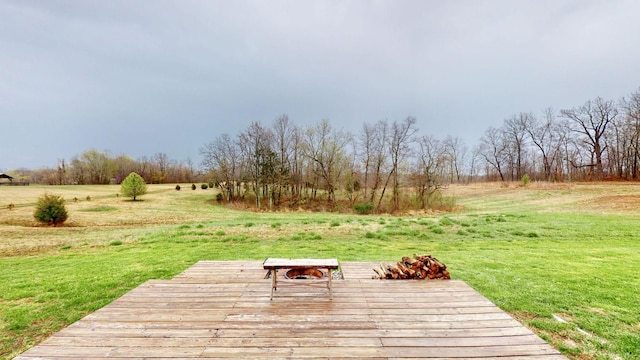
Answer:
[284,268,325,280]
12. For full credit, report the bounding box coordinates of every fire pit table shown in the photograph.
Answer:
[263,258,339,300]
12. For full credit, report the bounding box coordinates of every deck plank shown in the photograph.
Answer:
[15,261,566,359]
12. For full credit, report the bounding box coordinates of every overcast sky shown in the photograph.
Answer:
[2,0,640,171]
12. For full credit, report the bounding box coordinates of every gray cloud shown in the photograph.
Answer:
[2,0,640,170]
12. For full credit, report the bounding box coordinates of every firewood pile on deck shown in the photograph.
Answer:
[373,254,451,280]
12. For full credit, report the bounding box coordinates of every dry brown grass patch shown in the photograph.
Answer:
[585,195,640,212]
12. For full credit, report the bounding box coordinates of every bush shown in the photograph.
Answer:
[354,202,374,214]
[201,184,208,190]
[208,181,214,189]
[521,173,531,187]
[34,193,68,226]
[120,172,148,200]
[439,217,454,226]
[175,184,181,191]
[216,193,224,202]
[431,226,445,234]
[191,184,196,190]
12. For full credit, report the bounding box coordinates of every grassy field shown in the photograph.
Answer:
[1,182,639,359]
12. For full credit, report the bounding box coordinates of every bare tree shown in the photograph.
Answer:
[200,134,241,201]
[56,159,66,185]
[238,122,273,208]
[442,136,467,183]
[503,113,531,180]
[134,156,149,182]
[379,117,417,212]
[344,139,361,206]
[301,119,351,204]
[523,108,562,181]
[271,115,296,205]
[413,135,445,209]
[153,153,170,183]
[478,127,508,181]
[620,88,640,179]
[183,158,196,183]
[561,97,618,179]
[605,113,627,178]
[113,155,138,183]
[361,120,389,206]
[358,122,375,201]
[290,126,304,201]
[469,146,482,182]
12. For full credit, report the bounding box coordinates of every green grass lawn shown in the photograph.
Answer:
[1,183,639,359]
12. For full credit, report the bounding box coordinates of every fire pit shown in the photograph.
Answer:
[263,258,339,300]
[284,268,325,280]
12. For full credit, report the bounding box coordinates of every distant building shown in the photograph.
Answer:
[0,173,29,186]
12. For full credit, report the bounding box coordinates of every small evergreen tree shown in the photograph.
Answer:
[34,193,68,226]
[120,172,148,200]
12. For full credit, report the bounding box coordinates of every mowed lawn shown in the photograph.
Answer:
[1,182,639,359]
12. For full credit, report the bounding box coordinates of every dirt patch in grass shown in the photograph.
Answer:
[509,310,539,323]
[0,218,35,227]
[584,195,640,212]
[586,307,609,316]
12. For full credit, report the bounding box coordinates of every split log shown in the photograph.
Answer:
[373,266,386,279]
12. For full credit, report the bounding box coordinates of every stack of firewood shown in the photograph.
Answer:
[373,254,450,280]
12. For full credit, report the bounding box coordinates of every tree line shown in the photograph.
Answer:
[13,150,199,186]
[477,87,640,182]
[199,86,640,211]
[200,115,463,212]
[9,86,640,212]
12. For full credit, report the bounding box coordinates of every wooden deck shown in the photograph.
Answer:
[15,261,567,359]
